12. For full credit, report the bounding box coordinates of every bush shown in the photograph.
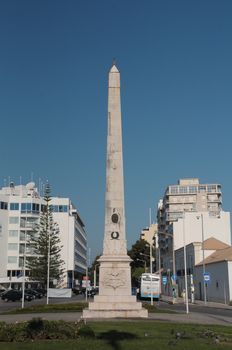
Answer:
[0,319,95,342]
[78,324,95,338]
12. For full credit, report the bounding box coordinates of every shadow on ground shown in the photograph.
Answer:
[98,330,138,350]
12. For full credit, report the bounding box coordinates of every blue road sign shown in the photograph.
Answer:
[172,274,177,282]
[203,272,210,282]
[162,276,168,285]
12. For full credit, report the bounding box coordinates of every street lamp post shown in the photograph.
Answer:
[21,237,26,309]
[182,211,189,314]
[197,213,207,305]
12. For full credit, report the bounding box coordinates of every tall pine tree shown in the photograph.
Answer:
[27,183,64,287]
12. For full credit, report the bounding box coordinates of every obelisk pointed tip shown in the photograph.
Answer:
[110,59,119,73]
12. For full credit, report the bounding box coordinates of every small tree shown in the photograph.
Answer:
[128,239,155,286]
[27,183,64,287]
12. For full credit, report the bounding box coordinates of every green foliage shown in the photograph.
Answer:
[26,182,64,287]
[128,239,155,286]
[128,239,152,270]
[6,302,88,314]
[78,324,95,338]
[0,319,95,342]
[1,321,232,349]
[88,254,101,284]
[132,267,145,282]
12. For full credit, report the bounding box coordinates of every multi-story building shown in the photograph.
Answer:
[140,223,158,272]
[140,223,158,247]
[157,178,231,279]
[0,182,87,289]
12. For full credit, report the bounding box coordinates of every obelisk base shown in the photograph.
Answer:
[82,257,148,319]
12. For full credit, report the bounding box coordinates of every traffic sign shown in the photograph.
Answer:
[162,276,168,285]
[172,274,177,282]
[203,272,210,282]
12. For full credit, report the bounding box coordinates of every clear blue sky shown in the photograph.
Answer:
[0,0,232,260]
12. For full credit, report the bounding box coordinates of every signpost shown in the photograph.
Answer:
[162,276,168,285]
[203,272,210,283]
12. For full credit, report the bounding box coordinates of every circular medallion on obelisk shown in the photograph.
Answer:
[111,213,119,223]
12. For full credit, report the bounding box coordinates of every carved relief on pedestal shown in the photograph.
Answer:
[102,269,126,289]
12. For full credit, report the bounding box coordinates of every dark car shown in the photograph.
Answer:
[25,289,43,299]
[34,288,46,296]
[1,289,33,302]
[72,286,81,295]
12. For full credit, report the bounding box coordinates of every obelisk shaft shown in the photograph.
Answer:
[82,63,148,318]
[103,64,127,256]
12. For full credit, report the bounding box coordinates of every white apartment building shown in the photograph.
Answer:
[0,182,87,289]
[140,223,158,272]
[157,178,231,287]
[140,223,158,247]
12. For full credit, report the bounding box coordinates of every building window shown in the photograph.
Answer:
[0,202,8,210]
[8,243,18,250]
[10,203,19,210]
[8,256,17,264]
[9,217,19,224]
[21,203,32,213]
[189,186,197,193]
[32,203,40,212]
[199,186,206,192]
[9,230,18,237]
[51,205,68,213]
[179,186,188,194]
[170,186,178,194]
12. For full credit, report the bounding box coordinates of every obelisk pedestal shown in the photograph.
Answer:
[82,64,148,318]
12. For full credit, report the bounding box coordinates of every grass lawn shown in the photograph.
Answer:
[2,302,88,314]
[0,321,232,350]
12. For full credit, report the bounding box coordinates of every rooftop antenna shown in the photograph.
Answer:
[149,208,152,226]
[19,176,22,185]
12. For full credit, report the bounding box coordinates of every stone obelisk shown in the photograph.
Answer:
[82,64,147,318]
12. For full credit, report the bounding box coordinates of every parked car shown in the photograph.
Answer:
[34,288,46,296]
[72,286,82,295]
[0,288,6,296]
[25,289,43,299]
[1,289,33,302]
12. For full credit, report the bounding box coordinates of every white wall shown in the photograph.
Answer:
[228,262,232,301]
[194,261,230,303]
[173,211,231,251]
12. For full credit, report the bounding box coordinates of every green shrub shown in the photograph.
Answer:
[0,322,27,342]
[0,319,95,342]
[78,324,95,338]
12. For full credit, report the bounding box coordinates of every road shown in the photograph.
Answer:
[156,300,232,319]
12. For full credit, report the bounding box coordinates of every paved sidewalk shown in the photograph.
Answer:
[161,295,232,310]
